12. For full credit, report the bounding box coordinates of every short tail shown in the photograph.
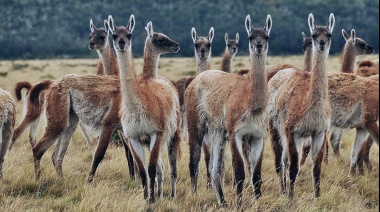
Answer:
[28,80,52,107]
[14,81,32,101]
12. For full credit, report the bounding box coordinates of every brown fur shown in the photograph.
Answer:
[185,15,272,206]
[268,13,335,198]
[14,81,32,101]
[31,17,137,183]
[220,32,239,73]
[0,88,16,179]
[112,17,181,203]
[356,60,379,77]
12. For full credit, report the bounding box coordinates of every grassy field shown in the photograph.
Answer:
[0,54,378,211]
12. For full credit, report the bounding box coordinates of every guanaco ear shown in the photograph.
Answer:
[208,27,214,43]
[191,27,197,43]
[302,32,306,39]
[342,29,350,41]
[350,29,356,43]
[90,19,96,32]
[225,33,229,44]
[235,33,239,43]
[108,15,116,33]
[127,14,135,33]
[145,21,154,38]
[327,13,335,33]
[104,20,110,36]
[308,13,315,34]
[265,14,272,35]
[245,15,252,34]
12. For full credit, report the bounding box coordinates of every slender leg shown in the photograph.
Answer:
[118,130,135,179]
[130,137,148,200]
[311,131,325,198]
[286,127,298,198]
[203,134,211,188]
[168,128,181,198]
[248,136,264,199]
[329,127,343,156]
[86,127,114,183]
[230,131,245,206]
[52,113,79,178]
[210,131,226,206]
[269,120,285,194]
[350,128,368,175]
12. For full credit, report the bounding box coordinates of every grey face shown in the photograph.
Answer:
[89,28,108,51]
[226,39,238,55]
[194,37,212,58]
[112,27,132,52]
[302,36,312,52]
[152,32,180,54]
[354,38,374,55]
[248,29,269,55]
[311,27,332,52]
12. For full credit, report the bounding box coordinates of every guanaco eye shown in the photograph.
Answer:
[112,34,118,40]
[126,34,132,39]
[194,43,199,48]
[311,34,317,40]
[326,33,332,38]
[206,43,211,48]
[236,44,239,47]
[99,35,105,40]
[248,36,253,40]
[265,35,269,40]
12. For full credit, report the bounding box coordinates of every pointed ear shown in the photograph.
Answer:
[245,15,252,34]
[191,27,197,43]
[104,20,110,35]
[128,14,135,33]
[208,27,214,43]
[90,19,96,32]
[225,33,228,44]
[327,13,335,33]
[302,32,306,39]
[308,13,315,34]
[342,29,350,41]
[350,29,356,43]
[265,14,272,35]
[235,33,239,43]
[108,15,116,33]
[145,21,153,38]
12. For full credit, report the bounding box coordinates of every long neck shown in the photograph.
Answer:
[220,50,232,73]
[142,40,159,79]
[115,49,139,105]
[99,41,117,75]
[250,52,268,112]
[307,48,329,105]
[196,54,210,74]
[303,48,312,72]
[340,42,357,73]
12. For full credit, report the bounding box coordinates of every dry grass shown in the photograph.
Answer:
[0,54,378,211]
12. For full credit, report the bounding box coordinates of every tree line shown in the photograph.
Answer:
[0,0,378,60]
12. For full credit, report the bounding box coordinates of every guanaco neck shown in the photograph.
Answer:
[340,41,357,73]
[98,41,117,75]
[142,39,159,79]
[249,52,268,113]
[306,47,329,106]
[196,55,211,74]
[220,50,233,73]
[303,48,312,72]
[116,49,139,106]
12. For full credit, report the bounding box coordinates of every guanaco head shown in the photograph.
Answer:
[308,13,335,53]
[225,32,239,55]
[302,32,312,52]
[89,19,110,51]
[342,29,374,55]
[245,14,272,55]
[145,21,180,54]
[191,27,214,59]
[108,14,135,52]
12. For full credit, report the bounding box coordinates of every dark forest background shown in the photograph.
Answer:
[0,0,378,60]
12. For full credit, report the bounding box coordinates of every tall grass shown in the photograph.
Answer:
[0,54,378,211]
